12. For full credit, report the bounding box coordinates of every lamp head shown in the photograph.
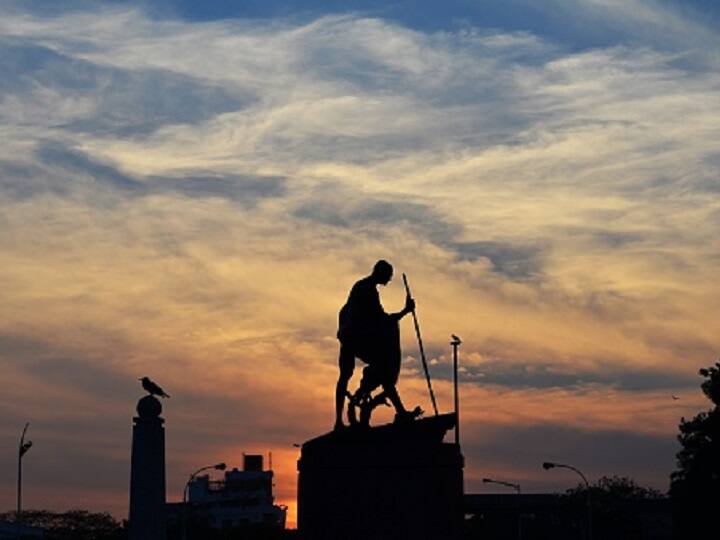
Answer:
[542,462,556,470]
[482,478,492,483]
[215,462,227,471]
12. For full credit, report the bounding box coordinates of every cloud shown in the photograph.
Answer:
[0,2,718,522]
[149,173,286,202]
[450,241,545,280]
[0,38,247,136]
[431,358,698,391]
[0,140,287,207]
[293,184,460,242]
[464,422,677,492]
[293,186,548,281]
[35,141,142,191]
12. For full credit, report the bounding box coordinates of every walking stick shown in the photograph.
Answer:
[402,273,439,416]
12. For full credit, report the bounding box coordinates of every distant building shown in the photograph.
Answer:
[167,454,286,535]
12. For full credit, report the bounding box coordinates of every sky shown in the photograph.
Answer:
[1,0,719,528]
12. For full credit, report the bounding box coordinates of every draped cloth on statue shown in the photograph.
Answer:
[337,275,401,388]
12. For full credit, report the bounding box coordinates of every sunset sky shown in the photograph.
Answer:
[1,0,719,527]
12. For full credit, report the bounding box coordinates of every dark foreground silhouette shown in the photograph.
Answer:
[139,377,170,398]
[335,260,420,430]
[0,509,300,540]
[670,360,720,539]
[298,413,463,540]
[465,477,670,540]
[0,510,124,540]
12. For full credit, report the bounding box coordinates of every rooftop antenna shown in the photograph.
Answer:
[403,273,438,416]
[451,335,462,445]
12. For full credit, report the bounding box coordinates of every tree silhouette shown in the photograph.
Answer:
[0,510,124,540]
[565,476,664,540]
[670,361,720,538]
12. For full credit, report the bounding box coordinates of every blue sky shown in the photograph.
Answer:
[13,0,720,49]
[1,0,718,524]
[166,0,720,48]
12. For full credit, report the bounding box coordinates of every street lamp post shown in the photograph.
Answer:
[542,461,592,540]
[450,335,462,446]
[182,462,226,540]
[17,422,33,539]
[483,478,522,540]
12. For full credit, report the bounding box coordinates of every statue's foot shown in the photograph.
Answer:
[359,402,372,426]
[394,406,424,424]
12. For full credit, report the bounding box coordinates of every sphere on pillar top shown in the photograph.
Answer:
[137,395,162,418]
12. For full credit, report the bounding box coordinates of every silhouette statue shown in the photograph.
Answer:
[140,377,170,398]
[335,260,422,430]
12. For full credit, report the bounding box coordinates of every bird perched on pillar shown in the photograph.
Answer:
[139,377,170,398]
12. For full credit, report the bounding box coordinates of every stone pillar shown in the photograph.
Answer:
[129,395,166,540]
[298,413,464,540]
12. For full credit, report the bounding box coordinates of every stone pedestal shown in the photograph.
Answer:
[129,395,166,540]
[298,413,463,540]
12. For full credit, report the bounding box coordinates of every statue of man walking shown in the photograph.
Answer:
[335,260,419,430]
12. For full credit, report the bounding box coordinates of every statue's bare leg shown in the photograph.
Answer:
[335,345,355,430]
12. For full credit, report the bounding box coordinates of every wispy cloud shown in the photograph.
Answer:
[0,1,718,522]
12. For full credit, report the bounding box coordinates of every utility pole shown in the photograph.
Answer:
[543,462,592,540]
[483,478,522,540]
[17,422,33,539]
[450,335,462,445]
[182,463,226,540]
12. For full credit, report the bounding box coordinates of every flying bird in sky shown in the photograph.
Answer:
[140,377,170,398]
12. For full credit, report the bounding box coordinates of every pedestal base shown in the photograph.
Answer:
[298,413,463,540]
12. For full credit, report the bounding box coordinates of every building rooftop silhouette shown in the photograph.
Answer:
[167,454,286,534]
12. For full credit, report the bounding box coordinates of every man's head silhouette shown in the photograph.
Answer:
[371,259,393,285]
